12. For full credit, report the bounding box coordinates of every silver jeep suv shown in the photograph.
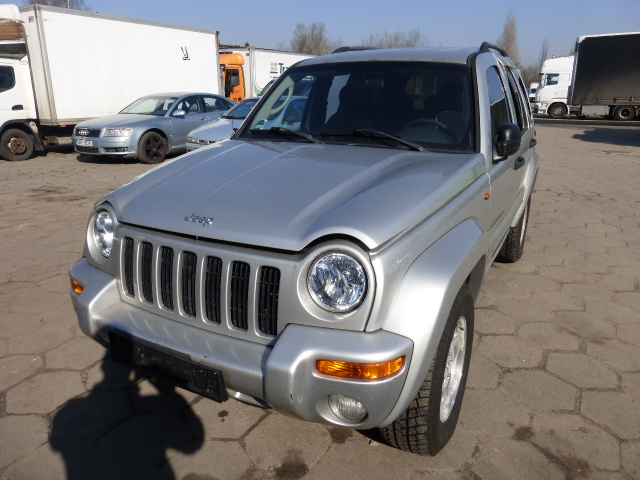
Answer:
[70,42,538,456]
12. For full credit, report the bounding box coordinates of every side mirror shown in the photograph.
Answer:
[172,109,187,118]
[494,123,521,162]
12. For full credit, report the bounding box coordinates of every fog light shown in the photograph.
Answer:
[328,394,367,423]
[71,280,84,295]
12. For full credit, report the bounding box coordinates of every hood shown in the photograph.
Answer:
[189,117,239,142]
[104,141,486,252]
[76,114,157,128]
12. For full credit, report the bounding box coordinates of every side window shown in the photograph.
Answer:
[204,96,230,112]
[0,66,16,93]
[486,66,511,139]
[545,74,559,86]
[505,69,529,132]
[174,96,201,115]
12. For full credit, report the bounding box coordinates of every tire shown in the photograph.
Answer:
[613,105,635,121]
[380,284,474,456]
[1,129,34,161]
[496,195,531,263]
[137,132,168,164]
[548,103,568,119]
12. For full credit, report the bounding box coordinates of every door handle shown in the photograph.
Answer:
[515,156,525,170]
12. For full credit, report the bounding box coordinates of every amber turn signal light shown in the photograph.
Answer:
[71,280,84,296]
[316,356,405,381]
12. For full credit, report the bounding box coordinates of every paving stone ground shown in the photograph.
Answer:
[1,119,639,480]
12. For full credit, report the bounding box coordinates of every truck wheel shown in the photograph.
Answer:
[548,103,568,119]
[1,129,34,161]
[380,284,474,456]
[613,105,635,121]
[496,195,531,263]
[138,132,168,164]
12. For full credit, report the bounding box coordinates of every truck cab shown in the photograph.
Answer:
[534,55,574,118]
[220,53,246,103]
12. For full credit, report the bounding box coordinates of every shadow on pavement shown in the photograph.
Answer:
[75,153,140,165]
[51,355,204,480]
[573,127,640,148]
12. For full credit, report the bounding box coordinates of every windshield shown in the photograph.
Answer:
[223,98,259,119]
[120,95,179,116]
[241,61,475,152]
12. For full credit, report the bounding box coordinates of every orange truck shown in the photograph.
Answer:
[220,47,313,102]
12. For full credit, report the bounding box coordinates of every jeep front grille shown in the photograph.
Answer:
[121,236,280,338]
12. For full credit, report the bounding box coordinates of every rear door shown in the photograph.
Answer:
[480,59,532,256]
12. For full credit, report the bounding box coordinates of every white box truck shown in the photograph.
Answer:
[219,47,313,102]
[536,32,640,120]
[0,4,222,161]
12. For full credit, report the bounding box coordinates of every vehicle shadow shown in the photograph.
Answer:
[572,127,640,148]
[75,153,140,165]
[50,355,204,480]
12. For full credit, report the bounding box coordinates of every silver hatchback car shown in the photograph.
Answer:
[72,93,236,163]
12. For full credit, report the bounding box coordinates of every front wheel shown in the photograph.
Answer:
[379,284,474,456]
[0,129,34,161]
[137,131,168,164]
[548,103,568,119]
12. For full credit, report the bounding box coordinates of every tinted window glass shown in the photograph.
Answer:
[0,66,15,93]
[486,67,511,139]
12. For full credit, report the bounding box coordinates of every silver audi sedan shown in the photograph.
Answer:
[72,93,236,164]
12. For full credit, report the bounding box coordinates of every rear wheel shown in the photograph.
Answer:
[548,103,568,119]
[380,284,474,456]
[1,129,34,161]
[138,132,168,164]
[496,195,531,263]
[613,105,635,121]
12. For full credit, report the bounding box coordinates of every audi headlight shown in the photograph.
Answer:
[103,128,132,137]
[187,136,196,143]
[308,253,367,312]
[93,209,114,257]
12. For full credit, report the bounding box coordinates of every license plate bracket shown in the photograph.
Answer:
[109,331,228,402]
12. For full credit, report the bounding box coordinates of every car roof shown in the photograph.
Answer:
[299,47,480,67]
[142,92,222,98]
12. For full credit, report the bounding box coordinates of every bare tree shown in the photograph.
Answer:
[496,11,520,66]
[360,29,428,49]
[520,38,550,88]
[23,0,89,10]
[290,23,338,56]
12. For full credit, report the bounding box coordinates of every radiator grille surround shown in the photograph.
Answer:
[121,236,280,339]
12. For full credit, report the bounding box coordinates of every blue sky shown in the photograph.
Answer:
[83,0,638,66]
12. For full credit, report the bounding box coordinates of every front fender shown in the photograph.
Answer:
[379,218,486,426]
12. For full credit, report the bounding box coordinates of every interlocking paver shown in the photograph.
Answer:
[1,118,640,478]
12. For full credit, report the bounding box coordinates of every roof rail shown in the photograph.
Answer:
[479,42,508,57]
[331,46,379,54]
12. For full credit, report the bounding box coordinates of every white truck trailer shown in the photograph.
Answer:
[0,4,222,161]
[219,47,313,102]
[536,32,640,120]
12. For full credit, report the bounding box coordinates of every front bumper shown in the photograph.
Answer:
[73,135,137,158]
[69,259,413,429]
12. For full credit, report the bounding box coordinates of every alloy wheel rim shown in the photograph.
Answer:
[440,315,467,423]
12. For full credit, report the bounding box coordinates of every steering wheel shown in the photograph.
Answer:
[269,86,294,115]
[402,118,449,130]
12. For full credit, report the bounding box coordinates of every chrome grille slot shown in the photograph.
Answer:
[181,252,197,317]
[160,247,174,310]
[140,242,153,303]
[123,237,135,296]
[230,261,250,330]
[204,256,222,324]
[258,267,280,336]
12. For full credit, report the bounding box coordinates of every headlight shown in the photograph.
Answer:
[93,209,114,257]
[103,128,132,137]
[308,253,367,312]
[187,136,196,143]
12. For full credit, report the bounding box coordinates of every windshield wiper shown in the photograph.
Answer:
[352,129,425,151]
[251,127,318,143]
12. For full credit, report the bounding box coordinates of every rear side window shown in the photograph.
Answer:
[0,66,15,93]
[486,66,511,139]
